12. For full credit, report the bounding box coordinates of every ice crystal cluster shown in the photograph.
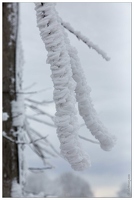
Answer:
[35,2,116,171]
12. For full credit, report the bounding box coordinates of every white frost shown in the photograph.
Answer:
[2,112,9,121]
[62,21,110,61]
[8,3,18,46]
[11,95,25,127]
[11,179,22,197]
[64,39,116,151]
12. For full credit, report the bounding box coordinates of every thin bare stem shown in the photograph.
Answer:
[26,115,55,127]
[30,128,61,157]
[23,82,37,91]
[27,104,54,121]
[79,135,100,144]
[17,88,51,95]
[25,98,54,105]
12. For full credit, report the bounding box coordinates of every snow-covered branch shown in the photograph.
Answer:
[61,21,110,61]
[35,2,90,171]
[65,42,116,151]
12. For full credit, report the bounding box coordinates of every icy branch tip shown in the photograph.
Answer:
[62,21,111,61]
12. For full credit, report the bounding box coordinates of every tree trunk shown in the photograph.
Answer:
[2,3,19,197]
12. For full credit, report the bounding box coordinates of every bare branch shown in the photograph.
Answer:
[79,135,100,144]
[26,115,55,127]
[23,82,37,91]
[27,104,54,121]
[17,88,51,95]
[29,167,52,171]
[30,128,61,157]
[3,134,48,145]
[25,98,54,105]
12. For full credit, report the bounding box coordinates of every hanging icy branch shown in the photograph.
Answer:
[61,21,110,61]
[64,41,116,151]
[35,2,90,171]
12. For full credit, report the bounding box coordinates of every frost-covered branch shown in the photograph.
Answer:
[35,2,90,171]
[61,21,110,61]
[64,39,116,151]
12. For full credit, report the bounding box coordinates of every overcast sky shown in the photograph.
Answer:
[20,2,131,197]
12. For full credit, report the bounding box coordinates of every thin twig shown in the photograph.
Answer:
[27,104,54,121]
[30,127,61,157]
[17,88,51,95]
[23,82,36,91]
[79,135,100,144]
[3,134,48,145]
[61,20,110,61]
[25,98,54,105]
[26,115,55,127]
[29,167,52,171]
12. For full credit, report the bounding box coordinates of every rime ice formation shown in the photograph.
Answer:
[35,2,90,171]
[2,112,9,121]
[58,17,116,151]
[11,179,22,197]
[35,2,116,170]
[61,21,110,61]
[67,44,116,151]
[11,95,25,127]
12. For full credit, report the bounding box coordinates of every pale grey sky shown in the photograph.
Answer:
[20,2,131,197]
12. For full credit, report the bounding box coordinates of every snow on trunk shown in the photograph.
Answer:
[11,179,22,197]
[2,112,9,121]
[35,2,90,171]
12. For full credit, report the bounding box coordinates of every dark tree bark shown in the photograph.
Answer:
[2,3,19,197]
